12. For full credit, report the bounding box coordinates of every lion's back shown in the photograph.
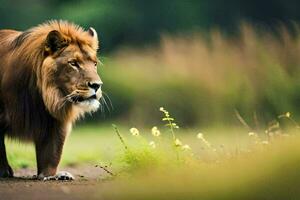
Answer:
[0,29,21,60]
[0,29,21,77]
[0,29,20,45]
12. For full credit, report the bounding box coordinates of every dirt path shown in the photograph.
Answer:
[0,166,109,200]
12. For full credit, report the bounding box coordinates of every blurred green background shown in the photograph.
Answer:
[3,3,300,198]
[1,0,300,128]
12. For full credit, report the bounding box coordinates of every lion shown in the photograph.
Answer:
[0,20,103,180]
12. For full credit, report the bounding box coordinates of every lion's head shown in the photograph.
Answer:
[32,22,103,120]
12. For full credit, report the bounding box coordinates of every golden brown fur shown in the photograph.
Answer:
[0,20,102,179]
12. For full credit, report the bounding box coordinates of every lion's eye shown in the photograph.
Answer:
[68,61,79,68]
[94,62,98,67]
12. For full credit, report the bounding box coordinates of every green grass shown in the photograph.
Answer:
[6,121,300,199]
[6,124,120,169]
[95,109,300,200]
[100,135,300,200]
[6,123,249,169]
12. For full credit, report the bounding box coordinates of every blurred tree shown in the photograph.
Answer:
[2,0,300,52]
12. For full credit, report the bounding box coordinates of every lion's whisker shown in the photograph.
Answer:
[65,93,76,99]
[102,92,113,111]
[100,103,105,115]
[98,100,106,117]
[59,93,78,110]
[101,96,111,113]
[58,97,69,109]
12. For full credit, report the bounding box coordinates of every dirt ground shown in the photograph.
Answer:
[0,166,110,200]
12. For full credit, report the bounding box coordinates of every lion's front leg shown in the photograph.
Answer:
[35,128,74,181]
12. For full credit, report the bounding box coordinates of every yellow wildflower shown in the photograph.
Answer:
[130,127,139,136]
[174,138,182,147]
[151,126,161,137]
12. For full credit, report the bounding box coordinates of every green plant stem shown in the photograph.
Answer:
[167,118,180,161]
[112,124,128,150]
[168,119,176,141]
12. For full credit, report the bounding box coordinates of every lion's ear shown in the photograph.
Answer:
[88,27,98,40]
[45,30,68,54]
[88,27,99,50]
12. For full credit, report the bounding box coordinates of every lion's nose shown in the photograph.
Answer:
[87,81,102,92]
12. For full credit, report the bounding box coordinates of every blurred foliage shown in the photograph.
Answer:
[2,0,300,52]
[101,134,300,200]
[99,24,300,127]
[2,1,300,126]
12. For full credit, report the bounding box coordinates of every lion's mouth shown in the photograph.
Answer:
[71,94,100,113]
[71,94,97,103]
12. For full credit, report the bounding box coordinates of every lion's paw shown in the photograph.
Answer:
[55,171,75,181]
[38,171,74,181]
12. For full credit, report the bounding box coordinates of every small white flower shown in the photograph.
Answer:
[159,107,164,111]
[151,126,161,137]
[182,144,191,150]
[174,138,182,147]
[130,127,139,136]
[248,132,256,137]
[172,123,179,128]
[286,112,291,118]
[149,141,156,148]
[197,133,204,139]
